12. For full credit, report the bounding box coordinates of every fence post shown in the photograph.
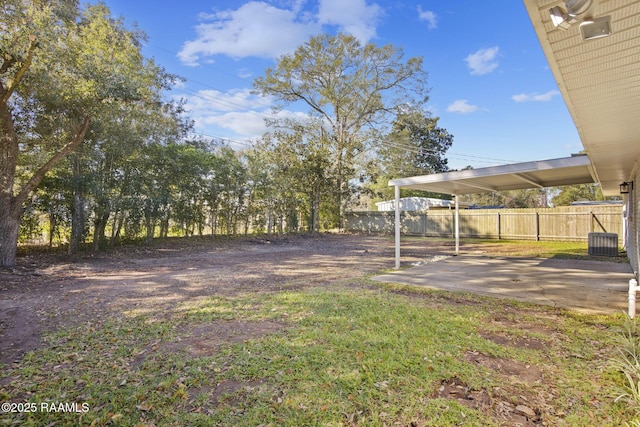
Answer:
[497,213,501,240]
[535,211,540,241]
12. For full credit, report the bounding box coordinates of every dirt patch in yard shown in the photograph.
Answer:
[135,320,285,365]
[465,351,544,385]
[1,234,433,364]
[478,331,548,351]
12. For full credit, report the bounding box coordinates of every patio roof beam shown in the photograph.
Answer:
[513,173,544,188]
[455,180,497,193]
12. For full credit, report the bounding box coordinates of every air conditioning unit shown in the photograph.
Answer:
[588,232,618,256]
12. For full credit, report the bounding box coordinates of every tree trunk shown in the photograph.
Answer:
[314,189,320,233]
[198,217,204,236]
[48,213,56,248]
[211,209,218,237]
[68,190,86,255]
[68,155,86,255]
[144,211,155,245]
[0,114,18,266]
[0,87,20,267]
[110,213,123,247]
[0,195,20,268]
[309,193,315,234]
[160,215,169,238]
[92,207,109,253]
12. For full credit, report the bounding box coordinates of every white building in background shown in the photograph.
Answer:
[375,197,455,212]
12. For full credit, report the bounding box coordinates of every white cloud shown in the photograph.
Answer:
[203,109,308,137]
[465,46,500,75]
[178,0,384,66]
[318,0,383,42]
[237,68,253,79]
[181,88,266,136]
[179,87,309,137]
[512,90,560,102]
[182,88,271,113]
[178,2,320,66]
[447,99,479,114]
[200,111,270,137]
[417,6,437,30]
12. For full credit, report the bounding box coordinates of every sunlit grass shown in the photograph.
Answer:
[0,283,629,426]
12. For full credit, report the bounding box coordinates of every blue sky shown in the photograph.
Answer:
[101,0,583,170]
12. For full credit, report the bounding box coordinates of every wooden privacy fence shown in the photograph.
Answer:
[345,205,623,241]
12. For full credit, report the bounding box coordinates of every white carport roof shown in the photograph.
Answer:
[388,154,597,268]
[388,154,595,196]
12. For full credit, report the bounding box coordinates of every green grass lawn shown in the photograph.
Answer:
[1,280,632,426]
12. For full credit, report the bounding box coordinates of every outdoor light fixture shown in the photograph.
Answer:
[549,6,574,30]
[620,181,634,194]
[565,0,593,16]
[549,0,598,32]
[580,16,612,40]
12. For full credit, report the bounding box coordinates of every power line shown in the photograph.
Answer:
[373,137,517,166]
[189,131,257,149]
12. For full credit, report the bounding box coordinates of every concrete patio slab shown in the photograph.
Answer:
[373,256,634,314]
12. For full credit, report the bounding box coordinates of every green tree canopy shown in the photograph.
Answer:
[0,0,173,266]
[367,109,453,203]
[551,184,606,206]
[380,109,453,177]
[461,188,548,208]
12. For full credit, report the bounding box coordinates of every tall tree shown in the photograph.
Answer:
[254,33,429,226]
[370,109,453,202]
[382,110,452,176]
[0,1,171,266]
